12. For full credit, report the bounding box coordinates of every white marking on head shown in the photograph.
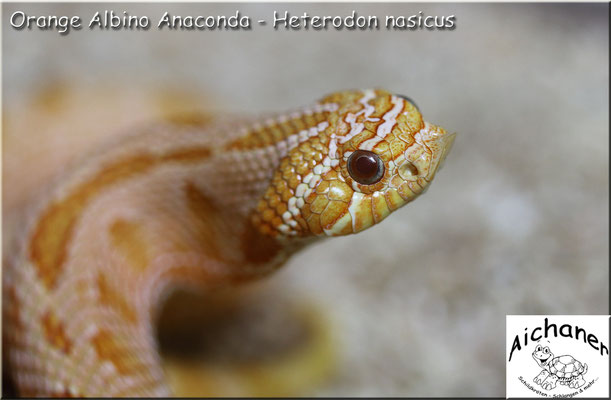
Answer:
[377,95,404,138]
[322,210,353,236]
[295,183,308,197]
[338,89,377,145]
[329,135,338,159]
[288,197,298,216]
[347,192,365,232]
[303,172,314,184]
[308,175,321,188]
[359,136,383,151]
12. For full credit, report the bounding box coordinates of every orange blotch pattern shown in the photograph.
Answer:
[109,219,150,273]
[29,148,211,290]
[91,330,146,376]
[97,273,138,324]
[41,311,72,354]
[183,181,225,261]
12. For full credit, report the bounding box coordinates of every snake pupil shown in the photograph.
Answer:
[347,150,384,185]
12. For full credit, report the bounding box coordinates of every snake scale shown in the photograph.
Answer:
[2,88,454,396]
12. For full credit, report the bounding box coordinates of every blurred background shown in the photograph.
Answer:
[3,2,608,397]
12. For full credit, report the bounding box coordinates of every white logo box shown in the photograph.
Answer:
[506,315,609,399]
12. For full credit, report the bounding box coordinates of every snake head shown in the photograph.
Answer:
[252,89,455,238]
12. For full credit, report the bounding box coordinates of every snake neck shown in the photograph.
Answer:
[3,108,326,396]
[170,104,336,261]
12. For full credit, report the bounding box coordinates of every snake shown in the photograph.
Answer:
[2,88,455,396]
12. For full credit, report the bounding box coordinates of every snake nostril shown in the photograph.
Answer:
[398,161,419,180]
[397,94,419,111]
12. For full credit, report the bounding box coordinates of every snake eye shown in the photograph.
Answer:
[347,150,385,185]
[397,94,419,111]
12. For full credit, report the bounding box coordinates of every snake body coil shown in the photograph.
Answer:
[3,89,454,396]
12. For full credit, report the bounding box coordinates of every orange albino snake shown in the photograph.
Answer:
[2,89,455,396]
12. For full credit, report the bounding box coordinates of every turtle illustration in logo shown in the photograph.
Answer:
[532,344,588,390]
